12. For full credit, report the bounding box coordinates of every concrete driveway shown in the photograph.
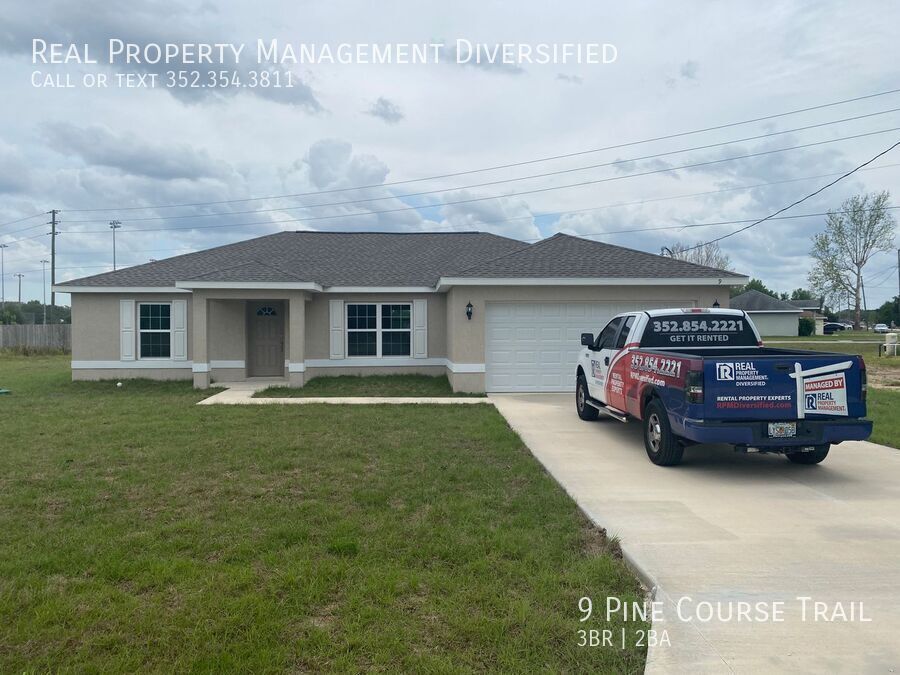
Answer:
[491,394,900,674]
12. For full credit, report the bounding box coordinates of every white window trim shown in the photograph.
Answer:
[137,301,174,360]
[345,302,413,359]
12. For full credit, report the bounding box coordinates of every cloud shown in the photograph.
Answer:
[366,97,405,125]
[556,73,583,84]
[680,60,700,80]
[439,43,525,75]
[0,0,321,111]
[41,122,232,181]
[438,190,540,240]
[0,141,32,193]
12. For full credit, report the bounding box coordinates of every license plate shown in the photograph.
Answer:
[768,422,797,438]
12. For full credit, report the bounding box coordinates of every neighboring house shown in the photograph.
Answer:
[787,296,826,335]
[54,231,748,393]
[786,297,824,318]
[729,289,802,336]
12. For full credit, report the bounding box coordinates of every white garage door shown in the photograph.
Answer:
[485,301,692,392]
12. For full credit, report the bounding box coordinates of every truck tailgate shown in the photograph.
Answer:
[703,353,865,420]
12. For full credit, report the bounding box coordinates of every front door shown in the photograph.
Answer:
[247,301,284,377]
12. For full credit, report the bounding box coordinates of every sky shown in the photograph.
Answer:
[1,0,899,308]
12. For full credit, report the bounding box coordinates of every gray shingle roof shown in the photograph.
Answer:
[452,233,745,279]
[58,230,745,289]
[786,297,823,311]
[730,289,803,312]
[58,231,527,288]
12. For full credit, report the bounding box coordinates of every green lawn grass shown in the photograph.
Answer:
[255,374,481,398]
[0,355,646,672]
[867,389,900,450]
[771,341,900,386]
[767,331,886,342]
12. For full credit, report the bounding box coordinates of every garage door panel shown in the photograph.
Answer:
[485,300,694,392]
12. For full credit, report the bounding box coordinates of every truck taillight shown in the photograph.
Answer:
[686,370,704,404]
[860,358,867,402]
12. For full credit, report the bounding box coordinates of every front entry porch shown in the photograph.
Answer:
[190,290,308,389]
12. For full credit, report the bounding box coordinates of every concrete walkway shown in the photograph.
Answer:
[491,393,900,674]
[198,380,491,405]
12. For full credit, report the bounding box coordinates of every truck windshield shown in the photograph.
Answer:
[640,313,758,348]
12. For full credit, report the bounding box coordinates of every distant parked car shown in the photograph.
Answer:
[823,322,846,335]
[841,323,854,329]
[874,323,890,333]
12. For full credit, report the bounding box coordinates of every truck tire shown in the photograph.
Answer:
[643,399,684,466]
[786,445,830,465]
[576,374,600,421]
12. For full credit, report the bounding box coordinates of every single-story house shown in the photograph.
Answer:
[729,289,802,336]
[787,296,826,335]
[54,231,748,392]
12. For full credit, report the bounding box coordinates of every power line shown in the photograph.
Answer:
[60,127,900,233]
[525,206,900,241]
[58,86,900,213]
[0,212,46,230]
[61,113,900,224]
[4,157,897,254]
[677,139,900,253]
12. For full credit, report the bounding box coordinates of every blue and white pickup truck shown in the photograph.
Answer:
[575,308,872,466]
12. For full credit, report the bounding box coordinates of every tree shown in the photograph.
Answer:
[790,288,814,301]
[874,296,900,327]
[665,241,733,271]
[808,191,896,328]
[730,278,779,298]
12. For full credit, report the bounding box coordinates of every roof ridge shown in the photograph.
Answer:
[556,232,743,277]
[452,237,534,275]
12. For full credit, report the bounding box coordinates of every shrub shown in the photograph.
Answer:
[798,317,815,337]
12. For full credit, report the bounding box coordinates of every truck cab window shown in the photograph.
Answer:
[615,315,635,349]
[595,317,623,350]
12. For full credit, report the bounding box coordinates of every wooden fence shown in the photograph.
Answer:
[0,324,71,351]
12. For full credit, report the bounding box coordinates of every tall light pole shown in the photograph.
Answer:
[14,273,24,303]
[0,243,7,314]
[109,220,122,271]
[40,259,49,324]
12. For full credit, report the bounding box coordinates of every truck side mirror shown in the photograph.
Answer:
[581,333,594,347]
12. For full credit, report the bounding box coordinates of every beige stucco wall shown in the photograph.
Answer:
[71,292,194,361]
[70,285,731,390]
[304,293,447,360]
[445,284,728,366]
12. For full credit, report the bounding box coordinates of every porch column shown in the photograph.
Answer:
[192,295,210,389]
[288,292,305,387]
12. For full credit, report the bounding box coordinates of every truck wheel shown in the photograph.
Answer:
[643,399,684,466]
[576,374,599,421]
[786,445,830,465]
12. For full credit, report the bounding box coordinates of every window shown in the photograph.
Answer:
[346,303,412,357]
[595,317,622,350]
[256,306,277,316]
[139,303,171,358]
[615,315,636,349]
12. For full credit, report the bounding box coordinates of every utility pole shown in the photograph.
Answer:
[0,243,7,315]
[40,259,49,324]
[15,273,24,303]
[49,209,58,324]
[109,220,122,270]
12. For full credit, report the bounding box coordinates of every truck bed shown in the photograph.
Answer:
[637,346,855,359]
